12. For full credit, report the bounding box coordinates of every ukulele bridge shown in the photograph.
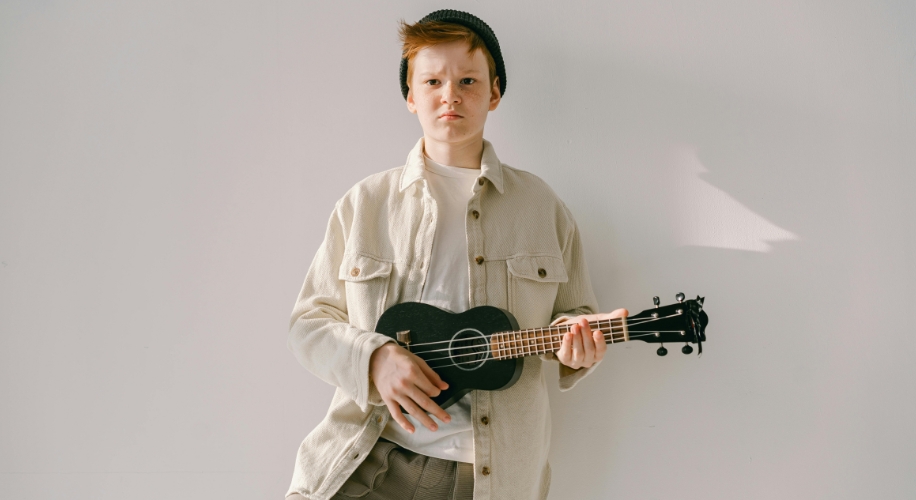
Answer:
[396,330,411,351]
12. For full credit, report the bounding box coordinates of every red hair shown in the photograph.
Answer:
[398,20,498,91]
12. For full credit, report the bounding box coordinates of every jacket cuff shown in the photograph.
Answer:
[557,359,602,391]
[354,332,396,412]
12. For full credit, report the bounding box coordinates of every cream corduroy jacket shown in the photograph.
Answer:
[286,138,601,500]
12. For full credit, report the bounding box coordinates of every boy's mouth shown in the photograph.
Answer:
[439,111,463,120]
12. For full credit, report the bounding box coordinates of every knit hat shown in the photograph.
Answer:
[399,9,507,100]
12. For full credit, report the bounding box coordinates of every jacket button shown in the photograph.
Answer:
[477,178,485,186]
[376,416,383,424]
[480,416,489,425]
[350,267,360,277]
[482,466,491,476]
[475,256,484,265]
[471,210,480,219]
[538,268,546,278]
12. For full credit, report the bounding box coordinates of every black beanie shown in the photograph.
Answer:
[399,9,507,100]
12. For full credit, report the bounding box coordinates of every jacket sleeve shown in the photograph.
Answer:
[288,200,394,412]
[542,212,602,391]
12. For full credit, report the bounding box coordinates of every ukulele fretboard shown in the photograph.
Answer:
[489,318,629,360]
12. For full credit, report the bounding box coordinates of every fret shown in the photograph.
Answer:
[495,318,632,361]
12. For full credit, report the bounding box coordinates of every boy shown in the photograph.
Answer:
[286,9,626,500]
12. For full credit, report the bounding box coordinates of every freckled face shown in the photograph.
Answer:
[406,41,501,146]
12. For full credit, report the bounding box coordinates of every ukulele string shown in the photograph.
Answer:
[419,330,692,367]
[391,319,627,350]
[395,313,682,350]
[401,317,683,361]
[410,327,676,358]
[424,329,684,370]
[409,316,688,364]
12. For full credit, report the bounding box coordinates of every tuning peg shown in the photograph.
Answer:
[676,292,685,303]
[682,344,693,355]
[653,296,660,308]
[657,345,668,356]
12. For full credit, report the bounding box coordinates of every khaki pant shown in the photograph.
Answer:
[329,438,474,500]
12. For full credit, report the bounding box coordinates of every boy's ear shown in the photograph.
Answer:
[489,76,501,111]
[406,87,418,114]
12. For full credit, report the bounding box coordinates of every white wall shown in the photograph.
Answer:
[1,1,914,498]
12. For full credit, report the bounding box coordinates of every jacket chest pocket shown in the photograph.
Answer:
[507,255,568,329]
[339,254,393,332]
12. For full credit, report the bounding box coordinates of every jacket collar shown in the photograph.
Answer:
[399,137,505,194]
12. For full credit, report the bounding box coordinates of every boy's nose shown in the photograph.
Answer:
[441,82,461,104]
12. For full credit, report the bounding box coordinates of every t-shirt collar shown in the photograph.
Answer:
[399,137,505,194]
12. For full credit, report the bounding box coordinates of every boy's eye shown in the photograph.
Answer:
[460,78,476,85]
[426,79,440,85]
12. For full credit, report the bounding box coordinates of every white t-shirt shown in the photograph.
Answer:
[379,154,479,464]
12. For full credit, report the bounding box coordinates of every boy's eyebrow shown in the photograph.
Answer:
[414,67,486,77]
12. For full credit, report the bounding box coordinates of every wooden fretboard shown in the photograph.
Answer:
[489,318,629,360]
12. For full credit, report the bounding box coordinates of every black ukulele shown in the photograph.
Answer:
[375,294,708,409]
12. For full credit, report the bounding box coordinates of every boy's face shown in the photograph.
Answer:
[406,41,501,147]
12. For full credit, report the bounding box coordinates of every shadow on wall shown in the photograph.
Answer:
[666,144,798,252]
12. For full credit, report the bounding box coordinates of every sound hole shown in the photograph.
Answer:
[448,328,489,371]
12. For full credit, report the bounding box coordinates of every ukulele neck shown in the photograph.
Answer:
[489,318,629,360]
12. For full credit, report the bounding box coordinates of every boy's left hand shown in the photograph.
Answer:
[555,309,628,369]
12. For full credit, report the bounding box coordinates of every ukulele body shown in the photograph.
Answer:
[375,302,524,409]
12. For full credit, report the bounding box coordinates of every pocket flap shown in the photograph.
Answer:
[339,254,393,282]
[506,255,568,283]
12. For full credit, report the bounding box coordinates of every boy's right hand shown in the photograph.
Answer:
[369,343,451,433]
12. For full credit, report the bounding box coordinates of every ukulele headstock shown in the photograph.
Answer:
[627,294,708,356]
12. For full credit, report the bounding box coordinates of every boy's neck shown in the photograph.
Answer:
[423,135,484,170]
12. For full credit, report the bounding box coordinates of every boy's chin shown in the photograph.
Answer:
[424,127,484,145]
